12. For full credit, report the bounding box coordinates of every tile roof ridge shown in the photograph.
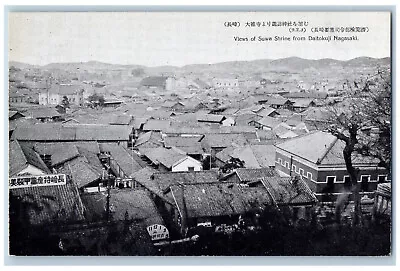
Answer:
[275,129,321,148]
[316,134,339,165]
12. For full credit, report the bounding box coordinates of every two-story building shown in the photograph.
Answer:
[39,84,85,106]
[275,131,388,201]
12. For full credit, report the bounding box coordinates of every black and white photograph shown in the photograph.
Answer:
[7,10,392,257]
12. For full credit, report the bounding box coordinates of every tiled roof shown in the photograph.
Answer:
[106,143,145,177]
[303,108,332,122]
[142,119,171,132]
[153,171,219,192]
[257,107,277,117]
[251,145,276,167]
[80,190,164,226]
[12,124,132,141]
[201,133,248,150]
[276,131,336,164]
[51,145,80,166]
[233,168,277,183]
[276,131,380,165]
[33,142,100,156]
[130,167,174,205]
[135,131,163,148]
[58,156,102,188]
[9,141,50,177]
[109,115,133,125]
[197,114,226,123]
[292,98,315,108]
[261,176,317,205]
[10,177,85,225]
[140,147,188,169]
[9,110,25,120]
[25,107,61,119]
[164,136,204,154]
[169,182,273,219]
[256,116,282,129]
[234,113,261,126]
[284,91,328,99]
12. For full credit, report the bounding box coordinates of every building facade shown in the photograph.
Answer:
[275,131,388,200]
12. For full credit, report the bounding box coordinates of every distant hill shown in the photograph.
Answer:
[9,56,391,76]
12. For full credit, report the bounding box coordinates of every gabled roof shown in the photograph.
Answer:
[197,114,226,123]
[164,136,204,154]
[276,131,380,165]
[225,168,277,183]
[25,107,61,119]
[284,91,328,99]
[105,143,145,176]
[9,140,51,177]
[153,171,219,193]
[291,98,315,108]
[33,141,100,156]
[130,167,165,198]
[58,156,102,188]
[162,100,184,108]
[140,147,190,169]
[135,131,163,148]
[201,133,248,150]
[109,115,133,125]
[216,145,276,168]
[142,119,171,132]
[81,190,164,226]
[254,116,282,129]
[257,107,277,117]
[10,177,85,225]
[12,124,132,141]
[169,182,273,219]
[9,110,25,120]
[51,145,81,166]
[260,176,317,205]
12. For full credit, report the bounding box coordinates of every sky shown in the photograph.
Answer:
[8,12,391,67]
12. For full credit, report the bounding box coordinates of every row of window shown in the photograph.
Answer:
[277,158,314,181]
[277,158,387,184]
[326,175,387,184]
[215,82,238,86]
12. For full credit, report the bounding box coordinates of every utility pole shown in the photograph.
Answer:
[290,156,293,177]
[105,154,111,222]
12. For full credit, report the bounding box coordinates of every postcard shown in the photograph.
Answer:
[7,10,392,257]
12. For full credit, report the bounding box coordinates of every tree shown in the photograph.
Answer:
[220,157,245,174]
[61,96,70,108]
[88,93,105,108]
[326,67,391,226]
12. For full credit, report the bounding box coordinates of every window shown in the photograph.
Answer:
[285,161,290,169]
[359,175,370,183]
[326,176,336,184]
[299,168,304,176]
[307,172,313,180]
[377,175,387,183]
[360,175,370,191]
[188,167,195,172]
[292,165,297,172]
[277,158,282,164]
[338,175,349,184]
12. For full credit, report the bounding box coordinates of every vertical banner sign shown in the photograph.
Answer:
[9,174,67,189]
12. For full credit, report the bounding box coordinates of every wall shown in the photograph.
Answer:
[172,157,202,172]
[275,148,388,195]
